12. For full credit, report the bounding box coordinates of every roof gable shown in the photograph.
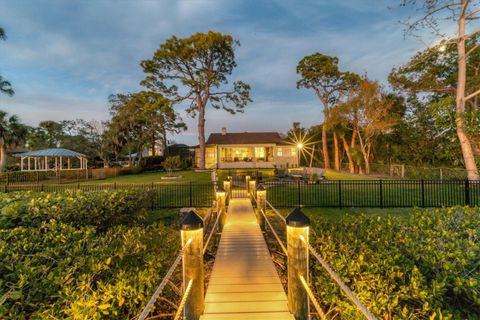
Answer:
[206,132,290,145]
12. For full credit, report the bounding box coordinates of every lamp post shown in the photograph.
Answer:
[297,143,303,168]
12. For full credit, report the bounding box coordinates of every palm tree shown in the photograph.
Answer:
[0,76,14,96]
[0,27,13,97]
[0,111,28,171]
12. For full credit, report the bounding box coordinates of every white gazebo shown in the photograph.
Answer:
[16,148,88,171]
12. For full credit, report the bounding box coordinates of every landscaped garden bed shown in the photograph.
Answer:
[307,207,480,319]
[0,190,183,319]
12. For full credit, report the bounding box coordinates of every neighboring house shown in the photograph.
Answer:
[195,128,298,169]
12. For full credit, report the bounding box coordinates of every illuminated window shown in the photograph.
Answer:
[277,147,283,157]
[255,147,265,158]
[291,148,297,156]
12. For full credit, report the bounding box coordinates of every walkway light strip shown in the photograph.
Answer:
[299,235,377,320]
[138,238,192,320]
[298,274,327,320]
[203,207,223,254]
[261,209,287,255]
[173,279,193,320]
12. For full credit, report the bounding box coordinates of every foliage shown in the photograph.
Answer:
[310,207,480,319]
[0,190,179,319]
[0,189,150,230]
[108,91,185,162]
[162,155,183,173]
[0,111,28,171]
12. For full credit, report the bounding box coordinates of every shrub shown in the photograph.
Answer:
[162,156,182,174]
[0,189,151,230]
[310,207,480,319]
[0,190,179,319]
[0,221,178,319]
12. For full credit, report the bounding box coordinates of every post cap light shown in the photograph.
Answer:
[181,210,204,231]
[256,184,266,191]
[286,207,310,228]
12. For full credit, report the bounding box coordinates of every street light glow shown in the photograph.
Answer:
[297,143,303,149]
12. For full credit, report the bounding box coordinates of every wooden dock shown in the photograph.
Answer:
[201,198,293,320]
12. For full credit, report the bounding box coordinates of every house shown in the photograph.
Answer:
[195,128,299,169]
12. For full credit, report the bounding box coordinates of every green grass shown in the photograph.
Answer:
[324,169,377,180]
[276,207,412,221]
[265,180,479,207]
[79,170,212,184]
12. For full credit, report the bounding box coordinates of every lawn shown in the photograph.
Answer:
[79,170,212,184]
[277,207,412,221]
[324,169,377,180]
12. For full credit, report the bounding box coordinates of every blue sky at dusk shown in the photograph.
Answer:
[0,0,425,145]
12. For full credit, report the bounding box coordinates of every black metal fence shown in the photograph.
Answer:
[264,180,480,208]
[2,182,216,209]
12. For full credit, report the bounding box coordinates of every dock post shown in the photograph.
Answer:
[216,187,226,230]
[286,207,310,320]
[223,179,231,205]
[249,179,256,202]
[181,210,204,320]
[256,184,266,231]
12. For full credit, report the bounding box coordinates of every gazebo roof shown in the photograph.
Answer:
[16,148,86,158]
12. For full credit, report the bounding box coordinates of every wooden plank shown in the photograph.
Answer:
[202,198,293,320]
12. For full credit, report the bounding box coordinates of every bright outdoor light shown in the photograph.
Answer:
[297,143,303,149]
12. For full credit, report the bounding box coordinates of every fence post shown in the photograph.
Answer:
[338,180,342,208]
[36,171,40,184]
[421,179,425,208]
[379,179,383,208]
[189,181,193,207]
[181,210,204,320]
[216,187,226,231]
[297,180,301,207]
[245,175,250,194]
[286,208,310,320]
[256,184,266,231]
[465,179,470,206]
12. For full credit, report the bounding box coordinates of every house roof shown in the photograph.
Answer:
[15,148,86,158]
[206,132,290,145]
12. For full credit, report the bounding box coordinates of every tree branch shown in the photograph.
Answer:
[466,43,480,57]
[465,88,480,101]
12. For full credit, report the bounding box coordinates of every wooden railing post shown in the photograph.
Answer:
[256,184,266,231]
[216,187,227,230]
[248,180,257,202]
[245,175,250,194]
[286,207,310,320]
[181,210,204,320]
[223,179,231,204]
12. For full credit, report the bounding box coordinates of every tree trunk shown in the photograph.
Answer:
[162,128,169,157]
[333,132,340,171]
[198,105,206,170]
[341,136,355,174]
[0,143,6,171]
[351,127,357,148]
[151,134,156,156]
[321,125,330,170]
[456,6,480,180]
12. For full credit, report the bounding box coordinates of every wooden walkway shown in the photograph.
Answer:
[201,198,293,320]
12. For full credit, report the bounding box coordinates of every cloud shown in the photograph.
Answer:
[0,0,436,145]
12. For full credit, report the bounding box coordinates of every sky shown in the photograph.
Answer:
[0,0,426,145]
